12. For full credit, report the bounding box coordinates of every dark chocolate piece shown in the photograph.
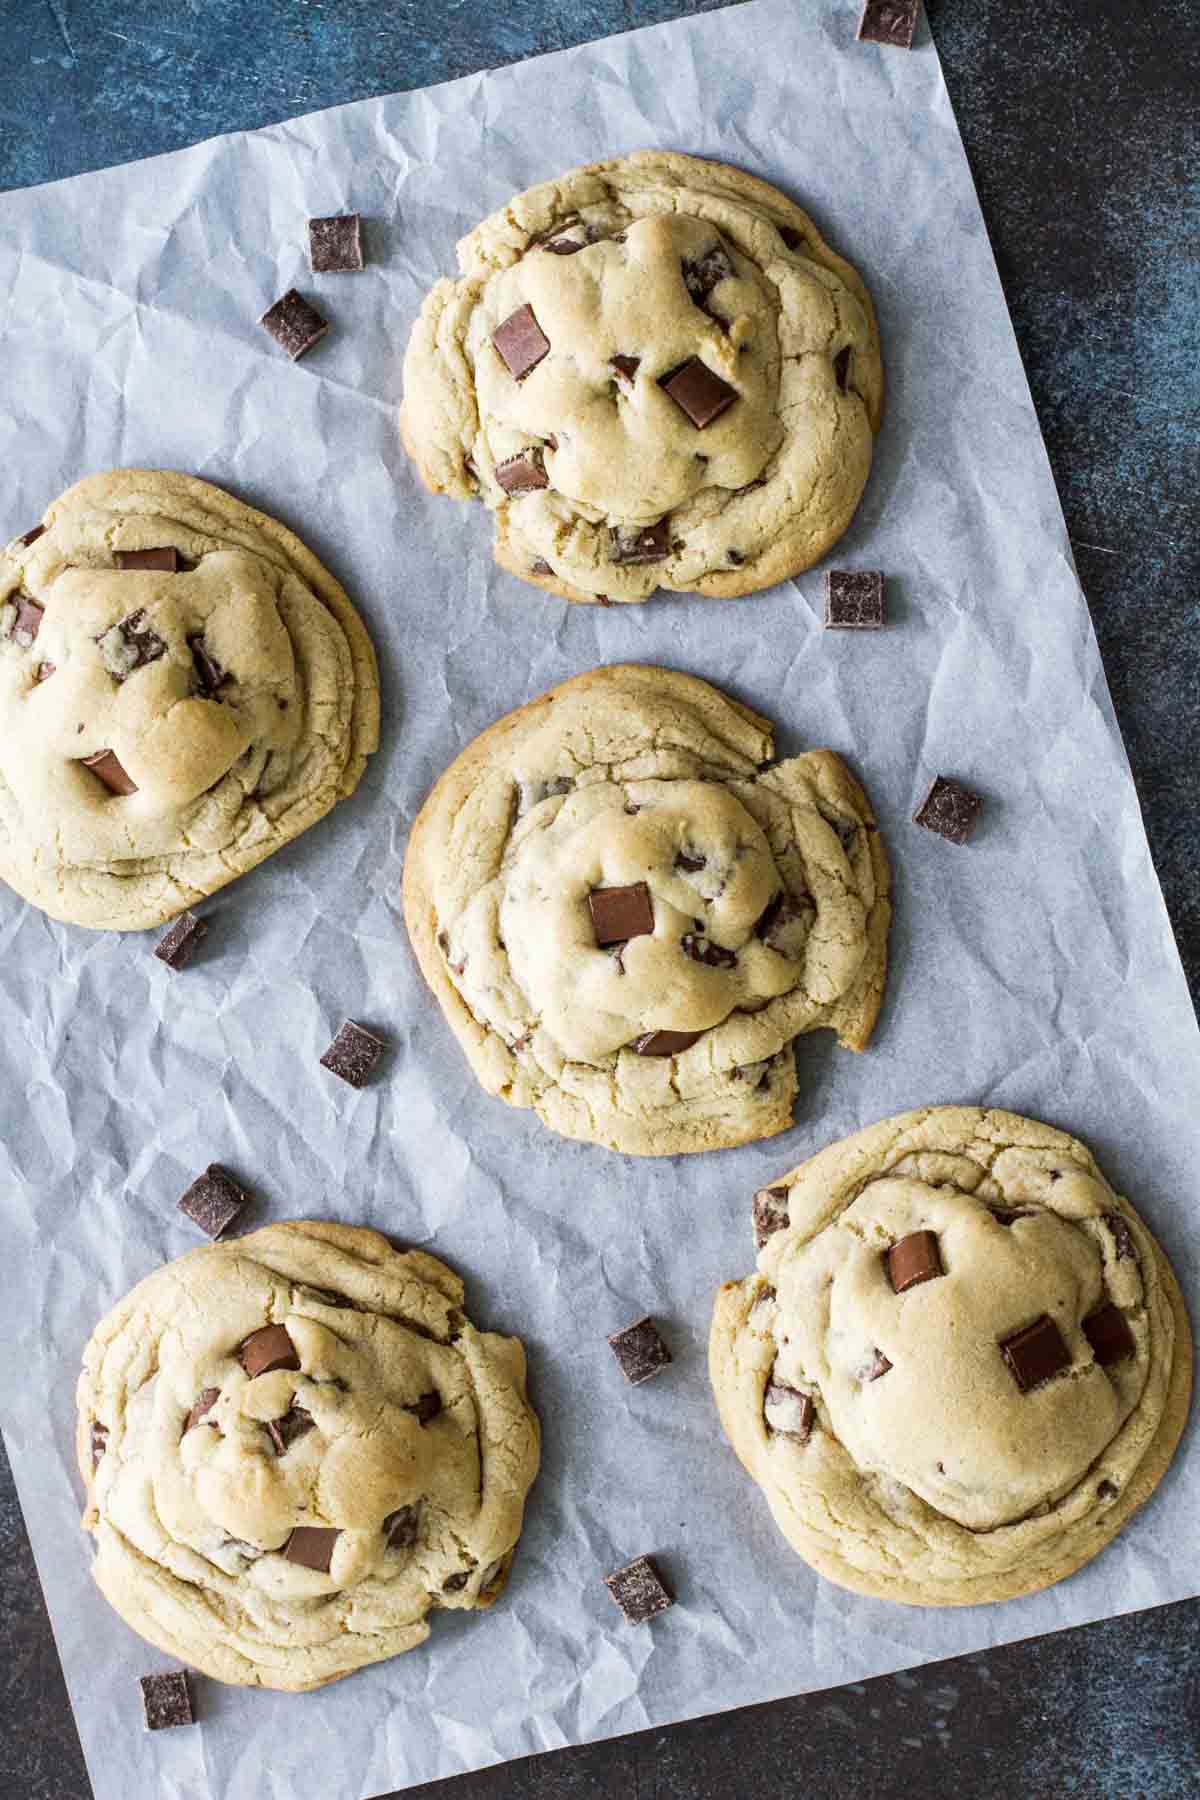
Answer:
[283,1526,339,1572]
[16,524,46,548]
[604,1554,673,1624]
[495,451,549,495]
[1083,1302,1135,1368]
[681,932,736,969]
[384,1505,419,1550]
[260,289,328,360]
[154,910,207,971]
[492,304,550,381]
[266,1406,315,1456]
[913,775,983,845]
[80,749,138,796]
[764,1380,814,1441]
[443,1569,471,1592]
[542,234,586,255]
[115,547,179,573]
[531,558,554,575]
[631,1029,703,1057]
[886,1229,943,1294]
[588,882,654,947]
[864,1348,892,1381]
[34,661,55,683]
[189,635,226,695]
[1097,1478,1118,1500]
[178,1164,246,1239]
[610,353,641,384]
[7,595,45,647]
[405,1391,442,1425]
[90,1422,109,1469]
[753,1186,790,1248]
[858,0,919,50]
[659,357,738,429]
[1000,1314,1072,1392]
[753,889,809,948]
[308,212,364,274]
[607,1316,672,1385]
[833,345,853,392]
[682,240,736,309]
[185,1389,220,1433]
[139,1671,193,1731]
[239,1323,300,1379]
[826,569,884,630]
[778,225,804,251]
[99,610,167,679]
[726,548,745,566]
[320,1019,388,1088]
[1106,1214,1138,1262]
[611,518,670,565]
[675,851,705,874]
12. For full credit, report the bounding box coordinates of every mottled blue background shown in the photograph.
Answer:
[1,2,1197,1797]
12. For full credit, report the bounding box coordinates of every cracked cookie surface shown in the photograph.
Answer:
[400,150,882,605]
[402,664,890,1156]
[710,1108,1192,1605]
[1,469,380,931]
[77,1221,540,1690]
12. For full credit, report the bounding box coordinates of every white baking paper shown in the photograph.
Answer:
[0,3,1196,1796]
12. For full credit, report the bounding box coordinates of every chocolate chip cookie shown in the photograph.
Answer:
[400,150,883,605]
[402,665,890,1156]
[1,470,380,931]
[78,1221,540,1690]
[710,1108,1192,1605]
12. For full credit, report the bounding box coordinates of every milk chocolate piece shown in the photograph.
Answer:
[283,1526,340,1572]
[826,569,884,629]
[308,212,364,274]
[753,1186,790,1248]
[115,547,179,572]
[495,451,549,494]
[681,932,736,968]
[659,357,738,429]
[90,1422,109,1469]
[611,518,670,564]
[81,749,138,796]
[178,1164,246,1238]
[185,1389,220,1433]
[320,1019,388,1088]
[139,1671,193,1731]
[239,1323,300,1379]
[266,1406,315,1455]
[1083,1303,1135,1367]
[260,289,328,360]
[1000,1314,1072,1392]
[607,1316,672,1385]
[764,1380,814,1441]
[154,910,207,971]
[384,1506,419,1550]
[16,524,46,548]
[858,0,919,49]
[913,775,983,845]
[610,353,641,383]
[604,1554,673,1623]
[631,1029,703,1057]
[8,595,45,647]
[492,304,550,381]
[887,1230,943,1293]
[588,882,654,946]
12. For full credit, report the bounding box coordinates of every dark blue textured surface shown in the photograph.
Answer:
[1,2,1197,1797]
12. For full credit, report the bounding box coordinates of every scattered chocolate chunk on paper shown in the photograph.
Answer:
[98,610,167,678]
[858,0,919,49]
[826,569,884,629]
[308,212,364,274]
[1083,1302,1135,1367]
[283,1526,340,1573]
[631,1028,703,1057]
[266,1406,315,1455]
[495,450,549,494]
[16,523,46,548]
[887,1229,943,1293]
[239,1323,300,1379]
[90,1422,109,1469]
[913,775,983,845]
[1000,1314,1071,1392]
[607,1316,672,1385]
[753,1186,790,1248]
[764,1380,814,1441]
[115,547,179,572]
[139,1671,194,1732]
[588,882,654,947]
[320,1019,389,1088]
[178,1164,246,1238]
[493,304,550,380]
[659,357,738,428]
[80,748,138,796]
[611,518,670,564]
[384,1505,419,1549]
[154,910,207,971]
[260,289,329,360]
[185,1389,220,1433]
[604,1554,673,1624]
[7,595,45,647]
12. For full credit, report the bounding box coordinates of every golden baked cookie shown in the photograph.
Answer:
[1,470,379,931]
[710,1108,1192,1605]
[400,150,883,604]
[77,1222,540,1690]
[402,664,890,1155]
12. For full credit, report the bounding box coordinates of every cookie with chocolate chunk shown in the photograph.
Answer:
[710,1107,1191,1605]
[402,664,890,1156]
[1,470,379,931]
[400,150,883,605]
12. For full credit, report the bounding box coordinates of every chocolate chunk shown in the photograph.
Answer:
[405,1391,442,1425]
[864,1348,892,1381]
[154,910,207,971]
[283,1526,339,1572]
[764,1380,814,1441]
[495,450,549,495]
[16,524,46,548]
[139,1671,193,1731]
[90,1422,109,1469]
[611,518,670,565]
[1097,1478,1118,1500]
[682,933,736,969]
[1000,1314,1072,1393]
[266,1406,315,1455]
[7,595,45,647]
[320,1019,389,1088]
[990,1207,1034,1226]
[604,1554,673,1624]
[260,289,328,360]
[886,1230,943,1294]
[913,775,983,845]
[1083,1302,1135,1368]
[726,548,745,566]
[493,304,550,381]
[588,882,654,947]
[185,1389,220,1433]
[308,212,364,274]
[98,609,167,679]
[858,0,919,49]
[675,850,705,873]
[753,1186,790,1248]
[189,635,226,695]
[81,749,138,796]
[384,1505,419,1550]
[778,225,804,251]
[178,1164,246,1239]
[543,233,586,255]
[443,1569,471,1592]
[682,240,736,310]
[35,661,55,683]
[659,357,738,429]
[115,547,179,572]
[754,889,808,950]
[631,1029,703,1057]
[607,1316,672,1385]
[531,558,553,576]
[826,569,884,630]
[239,1324,300,1379]
[610,353,641,384]
[833,346,853,392]
[1106,1214,1138,1261]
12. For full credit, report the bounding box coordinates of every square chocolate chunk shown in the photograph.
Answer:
[80,749,138,796]
[495,450,549,495]
[608,1316,672,1385]
[284,1526,340,1573]
[178,1164,247,1239]
[308,213,364,274]
[858,0,919,49]
[604,1554,673,1624]
[764,1379,815,1442]
[493,304,551,381]
[239,1323,300,1378]
[913,775,983,845]
[139,1671,193,1731]
[260,289,328,360]
[1083,1302,1135,1367]
[632,1028,703,1057]
[154,910,207,971]
[320,1019,389,1088]
[1000,1314,1072,1393]
[826,569,885,629]
[115,547,180,572]
[886,1229,943,1293]
[659,357,738,429]
[588,882,654,947]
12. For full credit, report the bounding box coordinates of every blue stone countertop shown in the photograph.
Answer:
[1,2,1197,1797]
